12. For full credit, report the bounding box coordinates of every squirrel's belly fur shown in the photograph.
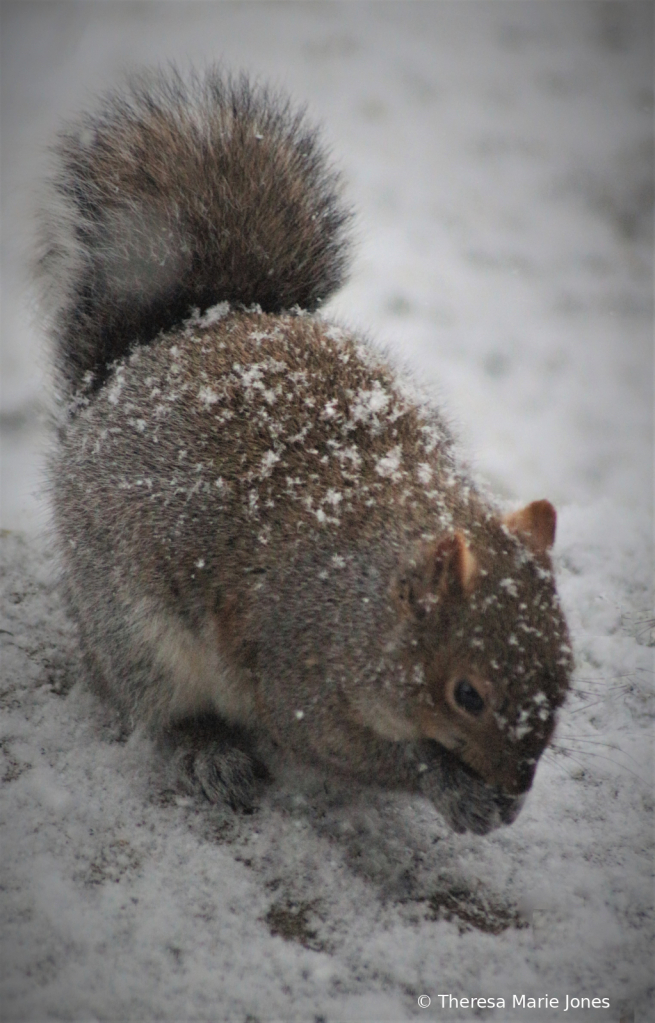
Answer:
[38,67,573,834]
[129,602,257,726]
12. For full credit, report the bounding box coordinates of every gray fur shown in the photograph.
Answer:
[40,68,573,835]
[35,66,352,396]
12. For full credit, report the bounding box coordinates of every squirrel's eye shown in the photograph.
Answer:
[454,678,485,716]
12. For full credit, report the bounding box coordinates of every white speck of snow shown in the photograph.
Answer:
[259,450,280,477]
[106,368,125,405]
[235,364,266,392]
[351,381,390,425]
[294,709,304,720]
[324,325,345,342]
[198,386,220,406]
[197,301,230,326]
[334,445,362,467]
[375,446,402,478]
[323,489,342,507]
[417,462,433,485]
[513,707,533,740]
[499,577,519,598]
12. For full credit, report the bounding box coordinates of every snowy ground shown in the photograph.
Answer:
[1,2,653,1021]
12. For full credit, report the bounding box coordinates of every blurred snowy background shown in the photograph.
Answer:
[1,3,652,1021]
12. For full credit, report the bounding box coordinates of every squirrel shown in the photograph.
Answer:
[35,66,573,835]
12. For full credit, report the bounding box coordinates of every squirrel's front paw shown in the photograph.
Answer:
[161,715,269,811]
[176,744,265,810]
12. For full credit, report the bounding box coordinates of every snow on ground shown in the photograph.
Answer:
[1,2,652,1021]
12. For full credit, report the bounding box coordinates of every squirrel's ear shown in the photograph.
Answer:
[432,532,478,597]
[393,532,477,616]
[503,499,557,555]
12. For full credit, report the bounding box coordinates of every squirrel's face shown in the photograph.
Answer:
[416,660,556,797]
[388,501,573,807]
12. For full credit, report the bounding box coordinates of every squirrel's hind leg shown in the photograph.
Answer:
[159,714,270,811]
[63,564,269,811]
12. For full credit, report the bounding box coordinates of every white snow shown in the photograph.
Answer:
[375,445,404,479]
[197,385,220,407]
[259,449,281,478]
[196,301,231,327]
[351,382,392,424]
[1,3,652,1022]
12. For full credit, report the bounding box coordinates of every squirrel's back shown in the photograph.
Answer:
[35,67,352,396]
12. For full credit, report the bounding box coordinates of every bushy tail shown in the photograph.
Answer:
[35,66,353,396]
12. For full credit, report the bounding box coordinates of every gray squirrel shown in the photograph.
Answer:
[36,67,573,834]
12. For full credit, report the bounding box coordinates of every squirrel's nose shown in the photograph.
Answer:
[496,790,526,825]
